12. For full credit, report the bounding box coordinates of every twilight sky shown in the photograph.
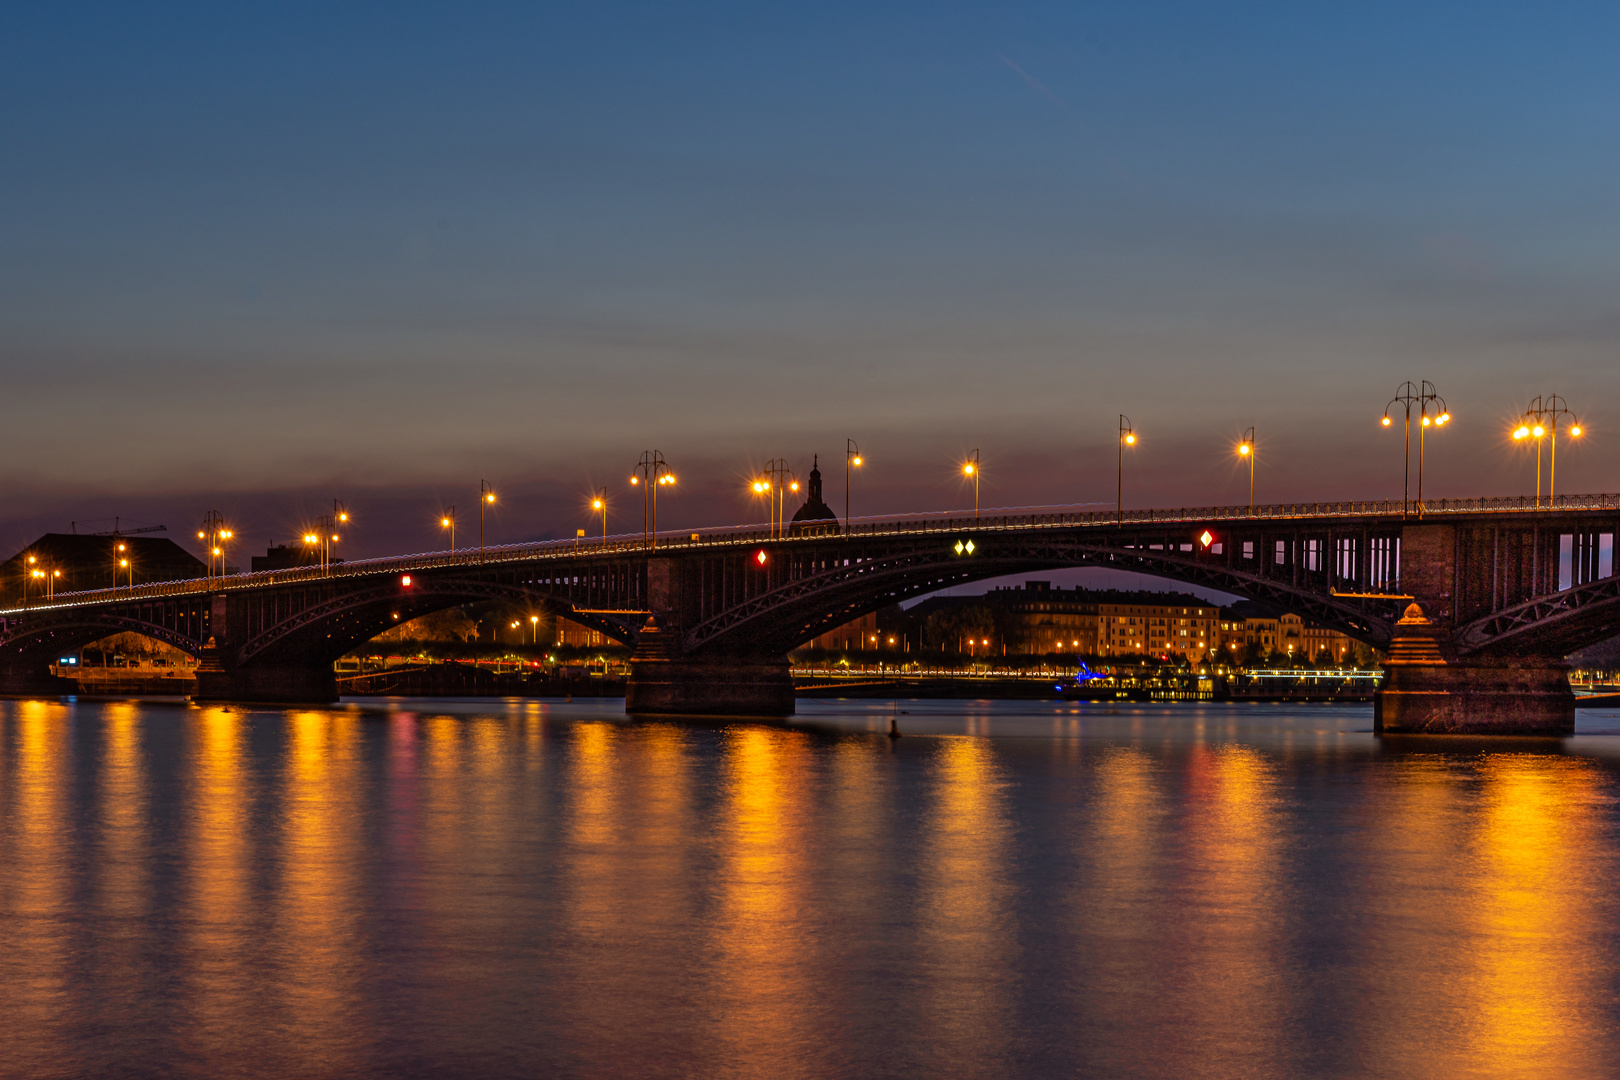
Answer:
[3,2,1618,561]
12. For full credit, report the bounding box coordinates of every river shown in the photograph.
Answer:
[2,696,1619,1079]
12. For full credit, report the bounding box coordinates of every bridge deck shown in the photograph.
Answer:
[5,492,1618,616]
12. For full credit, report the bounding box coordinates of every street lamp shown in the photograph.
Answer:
[1117,416,1137,525]
[758,459,794,537]
[530,614,540,645]
[199,511,233,578]
[751,477,772,532]
[479,480,496,560]
[591,487,608,549]
[111,541,128,588]
[845,439,862,536]
[441,507,456,552]
[303,514,339,574]
[1513,394,1583,508]
[1237,427,1255,515]
[963,449,980,523]
[632,452,675,550]
[1381,381,1449,517]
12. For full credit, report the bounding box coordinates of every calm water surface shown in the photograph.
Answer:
[3,696,1620,1079]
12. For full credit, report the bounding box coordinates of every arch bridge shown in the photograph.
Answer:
[3,494,1617,734]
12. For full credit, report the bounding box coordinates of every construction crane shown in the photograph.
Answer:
[69,517,168,537]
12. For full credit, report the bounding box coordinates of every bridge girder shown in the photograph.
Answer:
[1457,574,1620,658]
[0,611,207,660]
[684,535,1401,655]
[234,574,641,667]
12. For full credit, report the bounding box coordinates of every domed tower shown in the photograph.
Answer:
[789,456,839,536]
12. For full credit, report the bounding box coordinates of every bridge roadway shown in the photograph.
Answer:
[3,493,1619,734]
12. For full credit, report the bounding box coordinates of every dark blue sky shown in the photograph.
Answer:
[3,2,1618,559]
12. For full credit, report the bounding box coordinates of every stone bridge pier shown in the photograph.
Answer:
[623,557,797,717]
[1373,522,1579,735]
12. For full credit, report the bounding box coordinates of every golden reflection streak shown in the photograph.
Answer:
[278,710,363,1070]
[1077,746,1168,1046]
[1171,744,1283,1076]
[557,722,696,1056]
[1459,755,1613,1077]
[711,727,817,1079]
[98,702,147,921]
[3,701,71,1047]
[185,707,255,1047]
[917,738,1016,1078]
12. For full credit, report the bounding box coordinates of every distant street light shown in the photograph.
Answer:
[1513,394,1583,508]
[592,487,608,549]
[530,614,540,645]
[1117,417,1137,525]
[479,480,496,560]
[1382,381,1450,517]
[111,540,129,588]
[845,439,862,537]
[963,449,980,523]
[1237,427,1255,515]
[441,506,456,552]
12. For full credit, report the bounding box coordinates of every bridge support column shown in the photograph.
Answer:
[1374,658,1574,735]
[624,617,795,717]
[0,658,75,698]
[192,665,338,705]
[192,641,337,705]
[1373,605,1573,735]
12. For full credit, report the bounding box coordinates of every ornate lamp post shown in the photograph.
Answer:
[592,487,608,549]
[1117,417,1136,525]
[1381,381,1450,517]
[198,511,233,578]
[632,452,675,549]
[479,481,496,560]
[1237,427,1255,515]
[845,439,862,536]
[303,514,340,574]
[758,459,795,537]
[1513,394,1583,508]
[963,449,980,523]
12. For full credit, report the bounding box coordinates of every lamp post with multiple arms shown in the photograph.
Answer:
[198,511,233,578]
[963,449,980,523]
[1381,381,1450,518]
[591,487,608,549]
[1513,394,1583,508]
[303,515,340,575]
[441,507,456,552]
[479,481,496,560]
[1117,417,1136,525]
[845,439,862,536]
[752,460,797,537]
[632,451,675,550]
[1237,427,1255,515]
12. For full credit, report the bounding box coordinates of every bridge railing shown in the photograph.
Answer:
[8,492,1620,614]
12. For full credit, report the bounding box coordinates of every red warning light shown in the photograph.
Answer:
[754,549,769,566]
[401,575,413,586]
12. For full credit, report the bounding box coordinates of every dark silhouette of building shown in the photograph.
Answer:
[1,533,207,604]
[789,456,839,536]
[251,544,337,572]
